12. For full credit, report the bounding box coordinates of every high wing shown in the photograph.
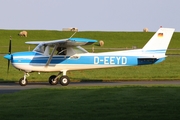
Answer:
[25,38,97,47]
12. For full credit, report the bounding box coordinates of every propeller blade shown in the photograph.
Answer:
[7,60,10,73]
[7,36,12,73]
[9,36,12,54]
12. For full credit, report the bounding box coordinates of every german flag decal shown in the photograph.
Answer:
[158,33,163,38]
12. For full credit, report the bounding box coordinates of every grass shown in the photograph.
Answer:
[1,30,180,53]
[0,86,180,120]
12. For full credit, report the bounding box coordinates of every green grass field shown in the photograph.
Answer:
[0,86,180,120]
[0,29,180,82]
[1,30,180,120]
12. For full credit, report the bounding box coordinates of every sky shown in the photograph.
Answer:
[0,0,179,32]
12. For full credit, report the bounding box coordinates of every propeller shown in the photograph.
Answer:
[7,36,12,73]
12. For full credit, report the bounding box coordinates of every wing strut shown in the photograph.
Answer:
[45,44,58,67]
[69,31,77,39]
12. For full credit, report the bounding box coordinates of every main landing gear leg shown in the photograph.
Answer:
[19,72,29,86]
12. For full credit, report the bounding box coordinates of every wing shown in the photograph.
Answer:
[25,38,97,47]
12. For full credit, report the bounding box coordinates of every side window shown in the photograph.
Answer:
[56,47,66,55]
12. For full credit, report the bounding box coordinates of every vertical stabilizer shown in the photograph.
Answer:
[142,28,175,52]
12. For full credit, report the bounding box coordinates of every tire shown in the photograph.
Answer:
[49,75,58,85]
[59,76,70,86]
[19,77,28,86]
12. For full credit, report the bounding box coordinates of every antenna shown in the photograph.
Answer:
[69,31,77,39]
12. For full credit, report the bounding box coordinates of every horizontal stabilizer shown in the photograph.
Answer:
[139,55,166,59]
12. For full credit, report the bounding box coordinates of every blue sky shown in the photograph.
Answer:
[0,0,179,31]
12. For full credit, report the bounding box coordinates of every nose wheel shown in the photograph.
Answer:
[19,73,29,86]
[19,78,28,86]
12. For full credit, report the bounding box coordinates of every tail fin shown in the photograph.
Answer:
[142,28,175,53]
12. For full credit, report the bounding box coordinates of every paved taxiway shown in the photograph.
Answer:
[1,81,180,94]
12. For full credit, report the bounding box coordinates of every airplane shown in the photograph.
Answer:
[4,28,175,86]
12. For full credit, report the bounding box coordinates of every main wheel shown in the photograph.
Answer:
[19,77,28,86]
[59,76,70,86]
[49,75,58,85]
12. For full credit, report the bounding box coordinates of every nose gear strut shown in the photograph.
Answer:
[19,72,29,86]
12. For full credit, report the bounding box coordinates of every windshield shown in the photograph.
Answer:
[33,44,45,53]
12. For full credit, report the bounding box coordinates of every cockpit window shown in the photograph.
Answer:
[33,44,88,56]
